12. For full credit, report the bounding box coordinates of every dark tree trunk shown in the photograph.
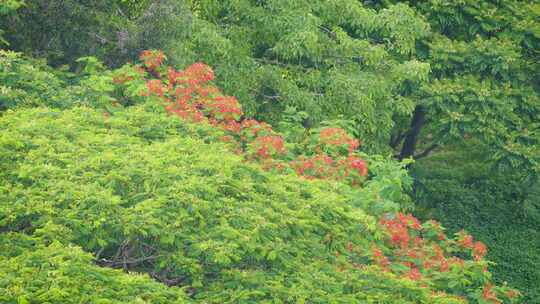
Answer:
[399,105,426,160]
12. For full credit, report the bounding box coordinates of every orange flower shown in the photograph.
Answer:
[407,267,422,280]
[371,245,390,269]
[482,284,501,303]
[473,241,487,260]
[146,79,164,97]
[506,290,518,298]
[458,230,474,248]
[139,50,166,70]
[319,127,359,153]
[251,135,286,159]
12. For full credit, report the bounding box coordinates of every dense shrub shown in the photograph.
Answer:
[0,0,536,301]
[0,0,191,67]
[0,233,189,303]
[412,142,540,303]
[0,105,393,301]
[0,50,123,111]
[0,84,514,303]
[0,50,75,111]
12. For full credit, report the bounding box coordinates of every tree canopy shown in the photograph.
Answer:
[0,49,520,303]
[3,0,538,176]
[0,0,539,302]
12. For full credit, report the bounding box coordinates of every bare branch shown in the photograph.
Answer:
[95,254,161,268]
[262,94,281,100]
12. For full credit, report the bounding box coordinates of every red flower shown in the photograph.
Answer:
[482,284,501,303]
[319,127,359,154]
[349,156,368,177]
[371,245,390,270]
[207,96,243,122]
[473,241,487,260]
[220,121,242,133]
[140,50,166,71]
[407,267,422,280]
[251,135,286,159]
[458,231,474,248]
[291,154,337,179]
[506,290,518,299]
[146,79,164,97]
[439,258,449,272]
[397,213,422,230]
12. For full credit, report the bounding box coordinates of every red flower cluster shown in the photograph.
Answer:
[339,156,368,179]
[131,50,368,185]
[456,230,487,260]
[168,63,214,87]
[371,213,492,284]
[206,96,243,122]
[140,50,166,72]
[371,245,390,270]
[250,135,286,159]
[319,127,359,154]
[458,230,474,248]
[145,79,164,97]
[483,284,501,303]
[380,213,421,250]
[473,241,487,261]
[291,154,336,179]
[285,126,368,184]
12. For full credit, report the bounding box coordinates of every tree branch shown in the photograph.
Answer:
[262,94,281,100]
[390,131,406,148]
[96,254,161,268]
[318,25,337,40]
[413,144,439,160]
[398,106,426,160]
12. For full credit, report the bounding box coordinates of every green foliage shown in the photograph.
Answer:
[0,103,512,303]
[0,0,23,15]
[418,74,539,178]
[4,0,537,175]
[117,0,152,19]
[412,142,540,303]
[0,234,189,303]
[0,1,125,66]
[2,0,538,174]
[0,51,124,111]
[0,50,77,110]
[173,0,431,153]
[0,0,23,45]
[384,0,540,178]
[1,0,538,301]
[1,0,430,153]
[0,0,191,67]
